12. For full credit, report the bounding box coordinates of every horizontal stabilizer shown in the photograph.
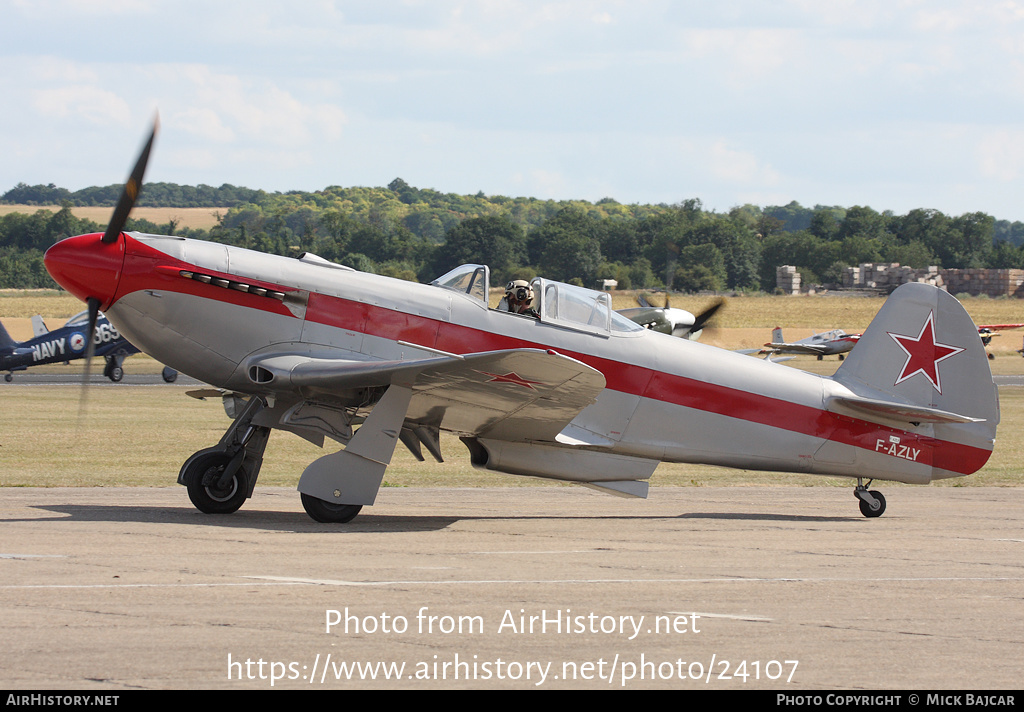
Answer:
[826,395,985,425]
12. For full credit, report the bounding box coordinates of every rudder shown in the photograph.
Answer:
[833,282,999,476]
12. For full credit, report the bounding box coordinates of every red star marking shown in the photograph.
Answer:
[888,312,965,394]
[477,371,543,389]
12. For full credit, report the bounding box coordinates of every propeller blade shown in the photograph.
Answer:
[691,298,725,333]
[101,117,158,244]
[77,297,101,419]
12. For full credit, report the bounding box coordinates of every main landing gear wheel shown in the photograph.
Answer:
[855,480,886,518]
[300,493,362,523]
[184,451,248,514]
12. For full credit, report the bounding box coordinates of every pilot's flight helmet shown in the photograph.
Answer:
[505,279,533,303]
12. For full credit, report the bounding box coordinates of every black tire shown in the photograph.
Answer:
[107,366,123,382]
[162,367,178,383]
[300,493,362,523]
[184,451,248,514]
[858,490,886,518]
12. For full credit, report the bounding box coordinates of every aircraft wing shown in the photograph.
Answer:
[248,348,607,442]
[764,342,830,355]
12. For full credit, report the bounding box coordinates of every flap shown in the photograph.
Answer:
[248,348,607,442]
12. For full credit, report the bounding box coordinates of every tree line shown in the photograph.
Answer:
[4,179,1024,292]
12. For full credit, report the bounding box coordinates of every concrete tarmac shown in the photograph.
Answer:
[1,485,1021,690]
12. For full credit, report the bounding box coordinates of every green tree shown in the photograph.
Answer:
[529,208,604,284]
[436,215,527,284]
[674,244,726,292]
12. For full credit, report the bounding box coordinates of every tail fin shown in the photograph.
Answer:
[31,315,49,337]
[833,282,998,477]
[771,326,783,343]
[0,321,16,349]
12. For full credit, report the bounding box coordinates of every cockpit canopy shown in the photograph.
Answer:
[431,264,490,304]
[431,264,643,336]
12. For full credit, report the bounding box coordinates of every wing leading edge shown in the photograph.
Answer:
[247,348,607,442]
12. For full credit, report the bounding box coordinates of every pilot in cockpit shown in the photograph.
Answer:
[498,279,539,319]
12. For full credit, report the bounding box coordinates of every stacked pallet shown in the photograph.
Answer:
[942,268,1024,297]
[842,263,943,291]
[776,265,801,295]
[777,263,1024,297]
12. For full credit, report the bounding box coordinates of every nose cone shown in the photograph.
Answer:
[664,307,696,328]
[44,232,126,309]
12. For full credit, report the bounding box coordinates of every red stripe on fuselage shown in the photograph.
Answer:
[114,240,992,476]
[302,293,989,476]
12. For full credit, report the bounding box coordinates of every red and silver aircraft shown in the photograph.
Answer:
[42,124,1000,522]
[753,327,862,360]
[977,323,1024,359]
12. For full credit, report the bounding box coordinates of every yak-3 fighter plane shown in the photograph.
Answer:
[977,323,1024,359]
[42,123,1000,522]
[754,327,862,360]
[0,310,176,382]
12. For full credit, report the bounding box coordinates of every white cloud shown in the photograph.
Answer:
[149,65,347,147]
[5,1,1024,218]
[977,130,1024,182]
[31,85,132,126]
[707,140,781,187]
[173,107,235,143]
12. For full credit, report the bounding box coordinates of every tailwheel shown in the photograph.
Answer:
[854,480,886,518]
[301,493,362,523]
[184,451,248,514]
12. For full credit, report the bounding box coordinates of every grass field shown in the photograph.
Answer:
[0,289,1021,490]
[0,385,1020,489]
[0,204,225,230]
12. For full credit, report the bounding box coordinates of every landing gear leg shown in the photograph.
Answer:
[179,396,271,515]
[854,478,886,518]
[297,385,413,523]
[103,354,126,382]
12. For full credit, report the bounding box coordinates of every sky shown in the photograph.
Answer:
[3,0,1024,221]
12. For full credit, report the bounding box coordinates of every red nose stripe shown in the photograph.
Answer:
[44,232,126,310]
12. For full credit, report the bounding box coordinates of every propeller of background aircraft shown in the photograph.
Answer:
[622,292,724,339]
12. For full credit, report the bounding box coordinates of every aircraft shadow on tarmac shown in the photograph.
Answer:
[15,503,853,532]
[679,512,853,523]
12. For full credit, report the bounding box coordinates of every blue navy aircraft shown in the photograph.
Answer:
[0,310,177,383]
